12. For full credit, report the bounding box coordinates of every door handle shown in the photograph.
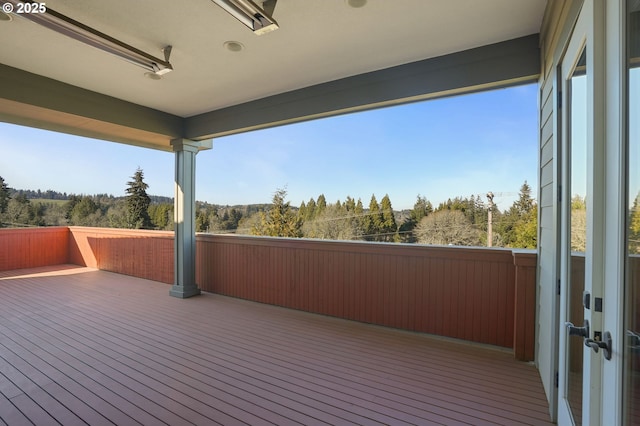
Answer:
[585,331,612,360]
[565,320,589,338]
[565,321,612,360]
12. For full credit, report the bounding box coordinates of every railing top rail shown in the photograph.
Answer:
[197,232,527,262]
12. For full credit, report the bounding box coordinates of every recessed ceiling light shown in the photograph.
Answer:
[0,11,13,21]
[144,72,162,80]
[224,41,244,52]
[346,0,367,8]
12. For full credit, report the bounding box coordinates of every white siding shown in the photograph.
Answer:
[536,71,558,410]
[536,1,584,421]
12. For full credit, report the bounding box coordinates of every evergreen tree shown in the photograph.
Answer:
[412,195,433,222]
[223,208,243,230]
[380,194,398,242]
[354,198,365,237]
[499,181,537,248]
[513,181,535,216]
[27,201,46,226]
[252,188,302,237]
[399,194,433,243]
[0,176,9,227]
[68,196,101,226]
[345,196,356,212]
[298,201,307,221]
[195,208,209,232]
[316,194,327,214]
[364,194,384,241]
[305,198,317,221]
[149,203,173,230]
[125,167,152,229]
[0,176,9,215]
[511,207,538,249]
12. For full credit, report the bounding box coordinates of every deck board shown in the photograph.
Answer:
[0,265,553,425]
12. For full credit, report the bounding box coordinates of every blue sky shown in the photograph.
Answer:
[0,84,538,211]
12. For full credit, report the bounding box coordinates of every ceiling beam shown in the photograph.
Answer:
[0,63,183,150]
[0,34,540,148]
[185,34,540,140]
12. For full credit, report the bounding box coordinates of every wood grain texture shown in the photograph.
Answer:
[0,228,537,359]
[0,227,69,271]
[0,266,551,426]
[197,234,535,354]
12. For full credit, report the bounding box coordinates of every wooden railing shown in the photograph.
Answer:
[0,227,537,360]
[197,234,536,359]
[0,227,69,271]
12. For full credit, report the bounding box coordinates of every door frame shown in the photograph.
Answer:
[600,0,628,424]
[556,0,607,424]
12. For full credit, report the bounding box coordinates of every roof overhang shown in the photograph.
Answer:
[0,1,544,150]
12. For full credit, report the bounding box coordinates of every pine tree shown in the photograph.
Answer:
[149,203,173,230]
[298,201,307,221]
[0,176,10,226]
[500,181,537,248]
[399,195,433,242]
[195,208,209,232]
[354,198,365,237]
[345,196,356,212]
[380,194,398,242]
[252,188,302,237]
[125,167,152,229]
[316,194,327,215]
[226,208,243,230]
[69,196,100,226]
[305,198,317,221]
[364,194,384,241]
[511,208,538,249]
[411,195,433,222]
[513,181,535,216]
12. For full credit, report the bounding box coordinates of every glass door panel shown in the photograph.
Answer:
[567,48,588,426]
[625,2,640,423]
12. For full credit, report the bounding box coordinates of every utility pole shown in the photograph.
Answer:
[486,192,494,247]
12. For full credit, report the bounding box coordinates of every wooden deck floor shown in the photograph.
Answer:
[0,265,552,425]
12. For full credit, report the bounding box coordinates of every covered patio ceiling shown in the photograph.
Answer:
[0,0,546,150]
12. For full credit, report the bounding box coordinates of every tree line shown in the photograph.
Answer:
[0,171,265,232]
[0,170,544,249]
[243,183,538,248]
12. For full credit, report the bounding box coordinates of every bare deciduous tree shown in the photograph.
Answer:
[415,209,481,246]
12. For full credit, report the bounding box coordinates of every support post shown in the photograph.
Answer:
[512,250,537,361]
[170,138,212,298]
[487,192,494,247]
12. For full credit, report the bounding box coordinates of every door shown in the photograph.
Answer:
[557,1,606,424]
[623,1,640,423]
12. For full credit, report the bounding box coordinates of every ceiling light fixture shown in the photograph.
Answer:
[211,0,279,35]
[6,0,173,75]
